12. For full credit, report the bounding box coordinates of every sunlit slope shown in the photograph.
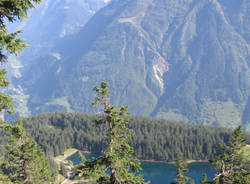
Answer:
[19,0,250,130]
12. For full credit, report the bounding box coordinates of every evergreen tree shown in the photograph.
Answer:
[19,112,241,162]
[0,0,42,117]
[0,167,12,184]
[0,1,55,183]
[76,82,145,184]
[60,162,68,178]
[209,126,250,184]
[201,174,208,184]
[171,156,194,184]
[1,120,54,184]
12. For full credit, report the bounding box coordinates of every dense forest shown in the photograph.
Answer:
[21,112,250,162]
[0,1,249,183]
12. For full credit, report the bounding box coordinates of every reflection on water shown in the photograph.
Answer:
[141,161,215,184]
[68,153,216,184]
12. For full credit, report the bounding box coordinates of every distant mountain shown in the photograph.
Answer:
[6,0,110,118]
[8,0,110,68]
[11,0,250,131]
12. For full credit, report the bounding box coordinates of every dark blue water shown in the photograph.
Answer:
[140,161,215,184]
[68,153,216,184]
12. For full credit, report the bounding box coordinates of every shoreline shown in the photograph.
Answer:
[65,149,209,164]
[63,149,78,160]
[140,159,208,164]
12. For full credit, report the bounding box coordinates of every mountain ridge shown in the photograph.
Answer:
[9,0,250,130]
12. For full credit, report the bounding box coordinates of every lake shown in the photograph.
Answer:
[68,153,216,184]
[140,161,215,183]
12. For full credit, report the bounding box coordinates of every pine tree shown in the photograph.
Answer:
[0,0,41,59]
[201,174,208,184]
[76,82,145,184]
[0,168,12,184]
[1,120,54,184]
[0,0,42,117]
[171,156,194,184]
[60,162,68,178]
[209,126,250,184]
[0,1,55,183]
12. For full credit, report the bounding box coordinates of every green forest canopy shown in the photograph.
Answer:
[20,112,250,162]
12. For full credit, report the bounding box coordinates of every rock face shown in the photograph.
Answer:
[13,0,250,130]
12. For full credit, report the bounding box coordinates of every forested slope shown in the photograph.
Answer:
[21,113,250,162]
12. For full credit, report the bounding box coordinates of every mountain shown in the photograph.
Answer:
[10,0,250,131]
[6,0,110,118]
[7,0,110,67]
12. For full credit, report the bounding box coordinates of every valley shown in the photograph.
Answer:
[1,0,250,183]
[6,0,250,131]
